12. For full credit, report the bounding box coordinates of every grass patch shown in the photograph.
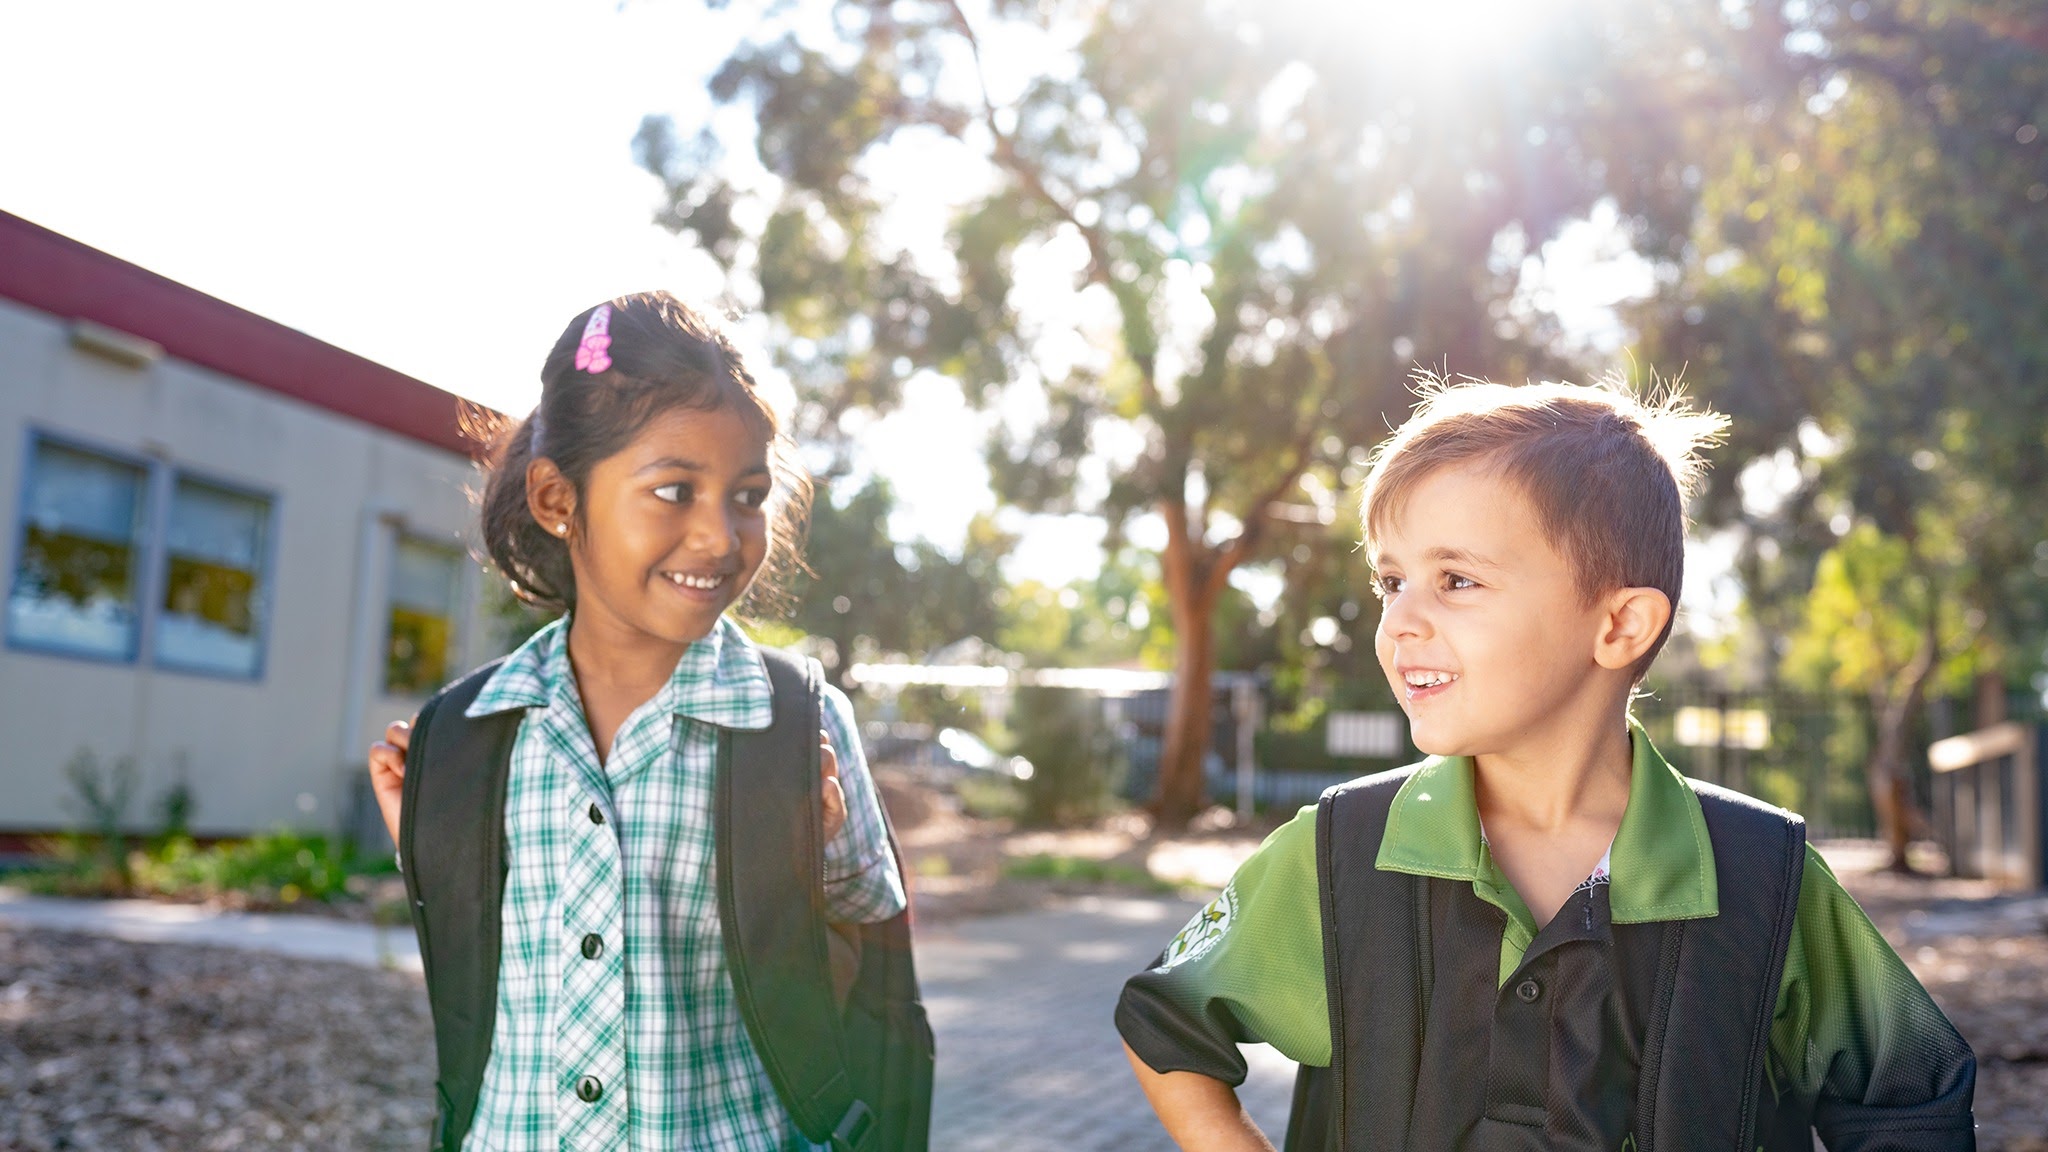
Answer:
[956,775,1026,821]
[1001,853,1179,894]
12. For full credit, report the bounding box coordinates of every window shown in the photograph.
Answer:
[385,536,463,695]
[7,440,149,660]
[156,477,271,677]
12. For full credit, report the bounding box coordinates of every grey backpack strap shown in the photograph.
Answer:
[398,659,518,1152]
[1637,781,1807,1152]
[718,648,874,1152]
[1296,767,1427,1152]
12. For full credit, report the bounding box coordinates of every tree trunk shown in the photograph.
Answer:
[1155,584,1221,831]
[1153,498,1234,833]
[1866,621,1939,874]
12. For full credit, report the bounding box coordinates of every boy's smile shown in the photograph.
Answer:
[1372,462,1617,761]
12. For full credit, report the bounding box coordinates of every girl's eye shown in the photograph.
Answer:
[653,482,693,504]
[734,486,770,510]
[1444,573,1477,592]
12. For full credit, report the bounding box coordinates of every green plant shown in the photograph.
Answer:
[1009,686,1120,828]
[1000,853,1176,894]
[59,748,138,893]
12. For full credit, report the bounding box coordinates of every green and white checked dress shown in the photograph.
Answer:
[459,616,906,1152]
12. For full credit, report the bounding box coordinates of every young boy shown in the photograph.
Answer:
[1115,380,1976,1151]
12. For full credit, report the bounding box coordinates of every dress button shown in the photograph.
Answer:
[588,802,604,825]
[580,933,604,960]
[576,1075,603,1103]
[1516,978,1543,1003]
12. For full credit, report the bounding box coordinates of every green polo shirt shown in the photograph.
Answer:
[1123,726,1968,1114]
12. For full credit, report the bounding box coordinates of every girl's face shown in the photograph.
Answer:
[565,404,772,649]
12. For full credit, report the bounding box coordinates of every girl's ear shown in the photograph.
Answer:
[1593,586,1672,673]
[526,456,578,541]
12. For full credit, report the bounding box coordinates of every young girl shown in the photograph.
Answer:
[365,292,909,1152]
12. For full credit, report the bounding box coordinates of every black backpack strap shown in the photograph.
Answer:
[398,658,520,1152]
[718,648,874,1152]
[1637,781,1808,1152]
[1296,766,1426,1152]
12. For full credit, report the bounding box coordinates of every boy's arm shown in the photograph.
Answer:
[1115,807,1328,1142]
[1770,846,1975,1150]
[1123,1041,1277,1152]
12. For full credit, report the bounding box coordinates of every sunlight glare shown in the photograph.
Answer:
[1286,0,1566,69]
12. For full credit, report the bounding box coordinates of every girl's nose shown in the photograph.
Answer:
[685,502,740,557]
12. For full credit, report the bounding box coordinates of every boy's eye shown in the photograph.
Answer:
[653,482,693,504]
[1373,574,1403,598]
[1444,573,1477,591]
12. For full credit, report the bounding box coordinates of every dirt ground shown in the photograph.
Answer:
[2,785,2043,1149]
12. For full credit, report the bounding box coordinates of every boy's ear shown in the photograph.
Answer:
[525,457,578,540]
[1593,586,1672,673]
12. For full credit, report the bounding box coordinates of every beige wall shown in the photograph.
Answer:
[0,297,506,837]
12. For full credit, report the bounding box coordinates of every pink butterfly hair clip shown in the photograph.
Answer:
[574,304,613,374]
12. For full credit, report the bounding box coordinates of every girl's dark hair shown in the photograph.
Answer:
[476,291,810,618]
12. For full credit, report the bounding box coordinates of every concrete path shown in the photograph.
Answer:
[917,893,1298,1150]
[0,887,1299,1149]
[0,886,422,971]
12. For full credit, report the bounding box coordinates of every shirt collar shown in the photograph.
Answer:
[466,615,774,732]
[1374,718,1718,923]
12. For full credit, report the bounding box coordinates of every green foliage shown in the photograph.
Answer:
[58,748,139,892]
[1637,0,2048,696]
[1009,685,1122,827]
[789,477,1012,677]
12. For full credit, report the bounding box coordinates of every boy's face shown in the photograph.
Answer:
[1371,462,1617,759]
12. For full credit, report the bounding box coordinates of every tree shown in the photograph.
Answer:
[788,477,1012,686]
[647,0,1736,827]
[1637,0,2048,867]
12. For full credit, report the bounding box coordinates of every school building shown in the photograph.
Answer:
[0,210,506,842]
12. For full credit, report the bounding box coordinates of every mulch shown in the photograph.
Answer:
[1,828,2043,1149]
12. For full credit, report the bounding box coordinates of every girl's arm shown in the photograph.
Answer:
[819,682,909,923]
[367,718,415,847]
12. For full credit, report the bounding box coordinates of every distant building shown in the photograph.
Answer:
[0,210,506,842]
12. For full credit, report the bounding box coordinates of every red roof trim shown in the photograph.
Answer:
[0,210,496,457]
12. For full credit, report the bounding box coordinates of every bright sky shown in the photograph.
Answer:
[0,0,1673,602]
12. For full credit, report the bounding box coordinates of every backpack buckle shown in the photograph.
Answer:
[830,1100,874,1152]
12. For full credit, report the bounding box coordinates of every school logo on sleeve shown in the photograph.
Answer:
[1155,882,1237,971]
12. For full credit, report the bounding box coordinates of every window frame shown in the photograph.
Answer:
[5,428,159,666]
[151,464,281,682]
[381,530,467,698]
[5,427,279,681]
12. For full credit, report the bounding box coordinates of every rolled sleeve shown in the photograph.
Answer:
[1115,805,1331,1084]
[819,680,908,924]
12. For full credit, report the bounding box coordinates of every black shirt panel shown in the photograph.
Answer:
[1404,879,1666,1152]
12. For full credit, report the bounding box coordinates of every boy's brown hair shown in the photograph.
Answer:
[1361,375,1728,683]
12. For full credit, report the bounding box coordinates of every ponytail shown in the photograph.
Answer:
[478,415,577,612]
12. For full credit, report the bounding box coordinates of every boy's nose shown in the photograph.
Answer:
[1379,592,1431,640]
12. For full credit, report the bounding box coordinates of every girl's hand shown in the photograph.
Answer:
[368,718,414,849]
[821,733,846,843]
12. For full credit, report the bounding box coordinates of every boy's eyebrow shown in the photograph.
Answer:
[1426,546,1506,570]
[1375,545,1507,571]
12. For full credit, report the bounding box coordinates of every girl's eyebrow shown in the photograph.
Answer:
[634,457,771,477]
